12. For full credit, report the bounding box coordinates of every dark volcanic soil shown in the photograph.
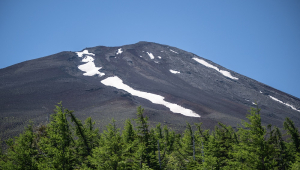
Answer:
[1,41,299,142]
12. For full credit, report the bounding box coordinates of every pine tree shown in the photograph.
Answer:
[273,127,290,169]
[89,119,123,170]
[193,123,206,167]
[84,117,101,151]
[229,107,277,169]
[69,112,91,166]
[181,123,194,159]
[0,122,38,170]
[37,102,75,169]
[155,124,176,169]
[284,117,300,153]
[134,106,159,169]
[174,123,197,169]
[165,133,186,170]
[206,123,236,169]
[121,119,139,169]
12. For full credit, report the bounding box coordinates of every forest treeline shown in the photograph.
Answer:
[1,103,300,170]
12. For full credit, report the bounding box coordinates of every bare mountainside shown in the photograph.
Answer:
[1,41,299,140]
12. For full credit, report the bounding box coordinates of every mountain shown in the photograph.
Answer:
[1,41,299,140]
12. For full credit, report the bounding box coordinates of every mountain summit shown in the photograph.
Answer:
[1,41,299,139]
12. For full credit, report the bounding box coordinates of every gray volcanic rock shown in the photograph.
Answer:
[1,41,299,140]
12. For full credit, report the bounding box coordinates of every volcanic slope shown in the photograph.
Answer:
[1,41,300,140]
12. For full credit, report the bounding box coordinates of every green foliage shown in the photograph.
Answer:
[284,117,300,153]
[0,122,38,170]
[134,106,159,169]
[121,119,139,169]
[1,103,300,170]
[37,102,76,169]
[291,154,300,170]
[88,119,123,169]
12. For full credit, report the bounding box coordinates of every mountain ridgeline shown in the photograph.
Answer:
[0,41,299,141]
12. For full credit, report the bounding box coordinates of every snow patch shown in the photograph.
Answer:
[158,56,162,59]
[260,91,263,93]
[252,102,257,105]
[154,61,159,64]
[147,52,155,59]
[170,49,178,54]
[193,58,219,71]
[116,48,123,55]
[140,56,143,58]
[76,50,95,57]
[76,50,105,77]
[78,62,104,77]
[192,58,238,80]
[101,76,200,117]
[219,70,238,80]
[170,69,180,74]
[269,96,300,112]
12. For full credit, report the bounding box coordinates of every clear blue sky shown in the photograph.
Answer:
[1,0,299,99]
